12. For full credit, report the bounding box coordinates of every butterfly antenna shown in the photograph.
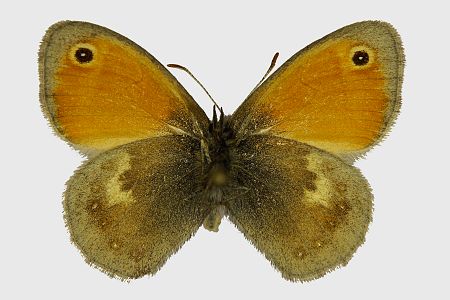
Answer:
[249,52,279,95]
[167,63,221,110]
[212,105,218,124]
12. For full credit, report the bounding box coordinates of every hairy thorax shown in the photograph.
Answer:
[201,108,235,232]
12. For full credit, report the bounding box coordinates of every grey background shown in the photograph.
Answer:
[1,0,448,299]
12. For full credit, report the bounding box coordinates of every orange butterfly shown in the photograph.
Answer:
[39,21,404,281]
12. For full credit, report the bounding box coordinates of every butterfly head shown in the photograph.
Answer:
[208,106,234,143]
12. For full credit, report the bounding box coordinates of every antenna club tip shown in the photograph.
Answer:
[271,52,280,65]
[167,63,221,109]
[167,63,182,69]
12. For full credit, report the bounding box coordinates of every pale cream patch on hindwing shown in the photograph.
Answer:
[303,153,333,208]
[105,152,135,207]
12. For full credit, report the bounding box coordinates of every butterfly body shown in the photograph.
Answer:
[200,109,235,231]
[39,20,403,281]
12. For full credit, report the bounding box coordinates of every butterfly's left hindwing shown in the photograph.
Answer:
[226,135,373,281]
[64,135,209,279]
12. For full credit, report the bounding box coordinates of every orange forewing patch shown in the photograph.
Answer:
[52,37,191,150]
[250,39,389,155]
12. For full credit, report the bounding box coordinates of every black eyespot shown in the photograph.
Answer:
[75,47,94,63]
[352,50,369,66]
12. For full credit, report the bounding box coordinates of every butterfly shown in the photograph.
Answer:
[39,20,404,281]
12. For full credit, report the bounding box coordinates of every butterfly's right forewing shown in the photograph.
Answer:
[226,136,373,281]
[230,21,403,161]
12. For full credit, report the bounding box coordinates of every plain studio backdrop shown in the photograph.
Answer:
[1,0,448,299]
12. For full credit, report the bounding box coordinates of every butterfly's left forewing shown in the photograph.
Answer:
[226,135,373,281]
[39,21,209,155]
[64,135,209,279]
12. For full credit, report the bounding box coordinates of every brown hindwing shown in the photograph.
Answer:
[226,135,373,281]
[64,135,210,279]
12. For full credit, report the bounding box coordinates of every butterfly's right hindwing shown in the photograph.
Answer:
[64,135,209,279]
[226,135,373,281]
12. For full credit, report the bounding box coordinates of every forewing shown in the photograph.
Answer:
[231,21,404,160]
[39,21,209,154]
[227,135,373,281]
[64,135,209,279]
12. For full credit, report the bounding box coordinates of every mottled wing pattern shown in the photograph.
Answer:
[230,21,404,160]
[39,21,209,154]
[64,135,210,279]
[226,135,373,281]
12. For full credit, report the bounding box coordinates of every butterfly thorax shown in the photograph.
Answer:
[201,107,235,232]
